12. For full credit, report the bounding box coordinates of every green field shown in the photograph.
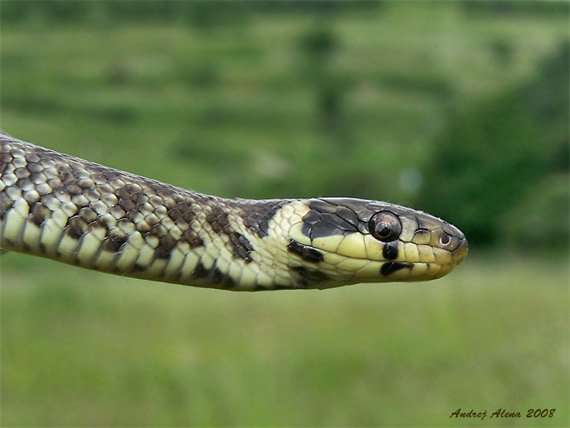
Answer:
[2,4,568,203]
[1,253,568,427]
[1,2,569,427]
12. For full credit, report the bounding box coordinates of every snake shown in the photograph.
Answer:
[0,133,468,291]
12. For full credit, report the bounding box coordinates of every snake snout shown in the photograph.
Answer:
[438,223,468,265]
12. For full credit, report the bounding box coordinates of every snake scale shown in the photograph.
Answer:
[0,133,468,291]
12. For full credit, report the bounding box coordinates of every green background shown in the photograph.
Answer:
[1,1,568,426]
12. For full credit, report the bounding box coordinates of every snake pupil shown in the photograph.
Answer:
[378,224,391,237]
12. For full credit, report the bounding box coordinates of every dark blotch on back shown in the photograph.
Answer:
[30,202,49,227]
[97,215,112,229]
[204,205,255,262]
[302,199,359,239]
[380,261,412,276]
[229,232,254,263]
[182,229,203,248]
[191,263,209,280]
[308,199,337,214]
[206,206,230,234]
[119,197,136,212]
[0,193,13,220]
[66,216,89,240]
[104,232,127,252]
[287,239,324,263]
[156,235,176,259]
[132,263,146,273]
[191,262,236,289]
[240,199,289,238]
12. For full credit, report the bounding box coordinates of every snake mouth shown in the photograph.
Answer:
[288,223,468,284]
[378,244,468,282]
[322,233,468,283]
[302,238,468,284]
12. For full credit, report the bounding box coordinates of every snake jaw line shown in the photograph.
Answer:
[1,134,468,291]
[284,197,468,287]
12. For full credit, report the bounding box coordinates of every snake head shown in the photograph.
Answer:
[280,197,468,288]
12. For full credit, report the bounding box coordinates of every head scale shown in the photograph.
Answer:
[280,197,468,289]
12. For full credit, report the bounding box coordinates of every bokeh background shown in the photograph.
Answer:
[1,1,568,426]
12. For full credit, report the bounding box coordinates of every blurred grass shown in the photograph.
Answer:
[2,4,568,202]
[1,2,569,427]
[1,253,568,426]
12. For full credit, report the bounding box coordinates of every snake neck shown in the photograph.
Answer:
[1,137,318,290]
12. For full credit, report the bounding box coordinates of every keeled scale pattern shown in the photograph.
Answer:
[0,136,300,290]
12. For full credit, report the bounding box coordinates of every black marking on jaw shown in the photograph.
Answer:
[287,239,324,263]
[291,266,328,287]
[382,241,399,260]
[380,261,412,276]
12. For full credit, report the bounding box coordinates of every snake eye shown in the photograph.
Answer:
[369,211,402,242]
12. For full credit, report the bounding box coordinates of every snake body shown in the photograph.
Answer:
[0,134,467,291]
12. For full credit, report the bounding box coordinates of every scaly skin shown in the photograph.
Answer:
[0,134,467,291]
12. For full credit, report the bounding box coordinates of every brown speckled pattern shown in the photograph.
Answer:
[0,134,468,291]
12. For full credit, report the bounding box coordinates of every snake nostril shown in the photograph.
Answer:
[439,233,451,246]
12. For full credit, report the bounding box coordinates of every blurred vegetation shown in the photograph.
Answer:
[1,1,569,427]
[1,256,568,427]
[421,42,569,248]
[1,0,567,252]
[2,1,382,26]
